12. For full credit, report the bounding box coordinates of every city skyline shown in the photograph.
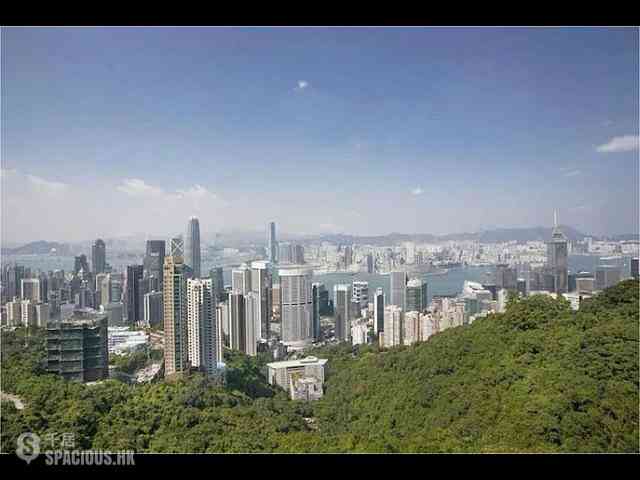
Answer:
[1,27,638,244]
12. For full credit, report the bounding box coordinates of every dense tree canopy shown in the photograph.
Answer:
[2,280,638,453]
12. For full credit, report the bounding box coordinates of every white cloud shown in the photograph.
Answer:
[596,135,639,153]
[297,80,309,90]
[25,174,68,193]
[411,187,424,195]
[116,178,165,197]
[563,169,581,177]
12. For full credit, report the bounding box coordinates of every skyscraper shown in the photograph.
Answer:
[390,271,408,310]
[343,245,353,268]
[546,211,568,294]
[406,278,428,313]
[126,265,144,325]
[91,239,107,274]
[293,244,305,264]
[164,256,189,377]
[243,292,259,356]
[383,305,403,348]
[227,291,246,352]
[185,216,201,278]
[144,240,166,284]
[365,253,374,274]
[279,267,314,349]
[21,278,41,302]
[144,291,163,327]
[352,281,369,310]
[170,236,184,257]
[268,222,278,263]
[186,278,220,375]
[210,267,224,303]
[95,273,110,308]
[312,282,323,341]
[250,260,272,341]
[232,264,252,294]
[278,243,293,264]
[74,255,90,276]
[632,258,639,280]
[373,288,385,334]
[333,284,352,343]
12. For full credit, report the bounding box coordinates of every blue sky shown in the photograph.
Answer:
[1,27,638,243]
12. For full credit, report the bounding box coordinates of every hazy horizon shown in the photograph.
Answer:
[2,27,638,244]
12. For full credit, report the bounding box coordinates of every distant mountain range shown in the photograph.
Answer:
[1,227,637,255]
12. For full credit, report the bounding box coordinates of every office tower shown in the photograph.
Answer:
[76,283,94,309]
[38,274,48,304]
[170,236,184,257]
[406,278,428,312]
[333,284,352,343]
[186,278,220,375]
[373,288,385,334]
[403,311,420,346]
[279,267,314,349]
[95,273,110,308]
[227,291,246,351]
[232,264,252,294]
[74,255,90,275]
[126,265,144,325]
[109,273,124,303]
[143,291,163,327]
[144,240,166,284]
[495,264,518,290]
[576,277,595,294]
[293,244,305,264]
[415,252,424,266]
[210,267,224,303]
[405,242,416,264]
[268,222,278,263]
[365,253,374,274]
[104,302,125,326]
[91,239,107,274]
[546,211,568,294]
[21,300,36,327]
[46,310,109,382]
[251,260,272,341]
[352,281,369,310]
[312,283,323,341]
[216,302,226,349]
[21,278,41,302]
[595,266,621,290]
[517,279,527,297]
[243,292,259,356]
[317,284,330,315]
[2,264,24,303]
[185,216,201,278]
[137,276,160,322]
[35,303,50,328]
[383,305,403,348]
[343,245,353,268]
[6,299,21,326]
[278,243,293,265]
[163,256,189,377]
[632,258,639,280]
[390,271,408,310]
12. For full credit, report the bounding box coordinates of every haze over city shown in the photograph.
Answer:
[1,27,638,245]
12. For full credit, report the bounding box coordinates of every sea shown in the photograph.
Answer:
[2,253,632,305]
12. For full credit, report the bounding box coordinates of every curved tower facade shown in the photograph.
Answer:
[185,216,201,278]
[279,266,313,349]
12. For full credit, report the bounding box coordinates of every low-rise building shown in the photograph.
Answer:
[266,356,327,400]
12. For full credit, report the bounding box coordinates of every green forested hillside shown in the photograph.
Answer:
[1,280,638,453]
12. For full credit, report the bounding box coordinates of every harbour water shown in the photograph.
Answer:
[2,254,633,305]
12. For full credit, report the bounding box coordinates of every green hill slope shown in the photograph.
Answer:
[1,280,638,453]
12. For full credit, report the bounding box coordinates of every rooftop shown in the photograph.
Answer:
[267,356,328,369]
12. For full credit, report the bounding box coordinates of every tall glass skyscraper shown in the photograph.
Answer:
[185,216,201,278]
[268,222,277,263]
[546,211,568,294]
[91,239,106,274]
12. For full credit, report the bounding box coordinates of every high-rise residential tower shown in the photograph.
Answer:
[383,305,403,348]
[91,239,107,274]
[186,278,220,376]
[279,267,314,349]
[185,216,201,278]
[163,256,189,377]
[333,284,352,343]
[268,222,278,263]
[352,281,369,310]
[232,264,252,294]
[312,282,323,341]
[390,271,408,310]
[243,292,259,356]
[546,211,568,294]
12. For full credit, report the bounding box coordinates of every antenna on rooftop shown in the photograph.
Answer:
[553,209,558,229]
